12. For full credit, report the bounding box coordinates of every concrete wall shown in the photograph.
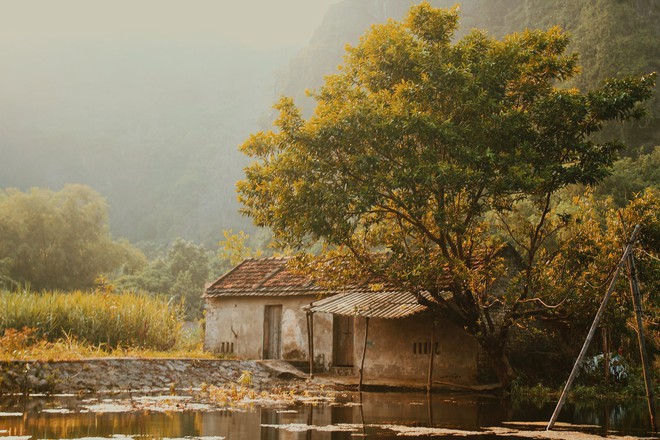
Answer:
[205,295,333,367]
[353,315,480,385]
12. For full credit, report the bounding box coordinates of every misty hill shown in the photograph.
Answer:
[0,40,293,244]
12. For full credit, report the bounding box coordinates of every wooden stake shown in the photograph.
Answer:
[427,320,436,392]
[306,311,315,379]
[626,253,656,431]
[359,391,366,436]
[547,224,641,431]
[427,391,434,427]
[359,317,369,391]
[602,327,610,384]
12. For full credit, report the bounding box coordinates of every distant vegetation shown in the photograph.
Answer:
[0,185,145,291]
[0,42,291,245]
[0,185,267,319]
[281,0,659,152]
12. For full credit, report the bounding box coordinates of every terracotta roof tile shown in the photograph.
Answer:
[204,257,325,297]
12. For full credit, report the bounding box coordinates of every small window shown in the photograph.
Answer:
[413,341,440,355]
[219,341,234,354]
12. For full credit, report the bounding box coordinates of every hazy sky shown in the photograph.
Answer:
[0,0,340,48]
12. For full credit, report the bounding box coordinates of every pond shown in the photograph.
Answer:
[0,391,656,439]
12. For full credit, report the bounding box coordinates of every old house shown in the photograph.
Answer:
[204,257,488,385]
[204,257,334,363]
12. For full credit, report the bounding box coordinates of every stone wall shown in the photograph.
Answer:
[0,358,272,395]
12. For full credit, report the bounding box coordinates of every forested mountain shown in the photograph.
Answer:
[1,0,657,247]
[278,0,659,150]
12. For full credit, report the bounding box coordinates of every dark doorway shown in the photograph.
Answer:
[333,315,354,366]
[263,305,282,359]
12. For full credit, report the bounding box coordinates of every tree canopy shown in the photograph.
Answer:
[0,185,145,291]
[238,3,656,387]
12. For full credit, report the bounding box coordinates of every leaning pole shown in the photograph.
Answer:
[546,224,640,431]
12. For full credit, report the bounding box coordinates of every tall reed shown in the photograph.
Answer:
[0,290,182,350]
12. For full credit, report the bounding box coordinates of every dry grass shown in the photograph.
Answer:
[0,326,223,361]
[0,290,226,361]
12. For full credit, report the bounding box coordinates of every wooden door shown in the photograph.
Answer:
[333,315,354,366]
[263,305,282,359]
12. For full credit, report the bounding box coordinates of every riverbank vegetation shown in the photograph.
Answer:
[0,289,215,360]
[0,290,180,349]
[512,364,660,403]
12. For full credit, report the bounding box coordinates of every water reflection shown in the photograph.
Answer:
[0,391,656,439]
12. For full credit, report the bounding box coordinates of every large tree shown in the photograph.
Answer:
[238,3,655,387]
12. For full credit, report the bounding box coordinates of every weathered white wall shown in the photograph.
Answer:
[205,297,479,382]
[353,315,480,384]
[204,296,333,367]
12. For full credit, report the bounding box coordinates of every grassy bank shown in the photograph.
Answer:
[0,289,183,353]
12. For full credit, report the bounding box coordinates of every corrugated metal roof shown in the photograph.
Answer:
[303,290,428,319]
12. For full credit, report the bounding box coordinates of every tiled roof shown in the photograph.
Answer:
[204,257,433,319]
[204,257,327,297]
[303,289,428,319]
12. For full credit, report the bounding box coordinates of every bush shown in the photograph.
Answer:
[0,290,182,350]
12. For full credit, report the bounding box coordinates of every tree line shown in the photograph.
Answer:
[0,185,265,319]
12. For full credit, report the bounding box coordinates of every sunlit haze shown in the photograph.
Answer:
[0,0,339,48]
[0,0,346,243]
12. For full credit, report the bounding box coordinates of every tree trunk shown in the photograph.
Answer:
[428,307,515,390]
[483,343,514,390]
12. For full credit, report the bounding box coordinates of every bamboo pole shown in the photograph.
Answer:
[547,224,641,431]
[626,253,656,431]
[359,317,369,391]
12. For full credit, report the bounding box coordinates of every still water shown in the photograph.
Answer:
[0,391,656,439]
